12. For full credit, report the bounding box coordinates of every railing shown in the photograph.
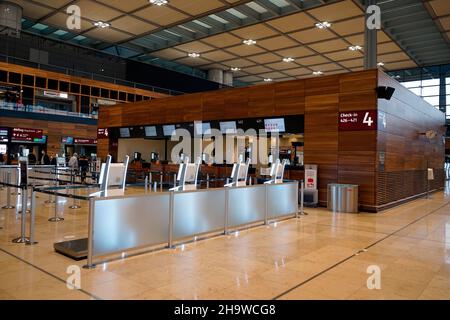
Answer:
[0,53,185,96]
[0,101,98,119]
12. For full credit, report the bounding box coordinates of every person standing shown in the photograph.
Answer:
[68,153,78,169]
[41,150,50,165]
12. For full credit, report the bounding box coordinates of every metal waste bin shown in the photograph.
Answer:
[327,184,359,213]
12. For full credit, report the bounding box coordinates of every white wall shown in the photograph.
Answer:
[118,138,167,162]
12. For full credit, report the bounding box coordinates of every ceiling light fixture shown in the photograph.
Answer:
[243,39,257,45]
[231,67,241,72]
[93,21,110,28]
[264,78,273,82]
[315,21,331,29]
[312,71,323,76]
[282,57,295,63]
[348,45,362,51]
[188,52,200,58]
[377,62,385,67]
[149,0,169,6]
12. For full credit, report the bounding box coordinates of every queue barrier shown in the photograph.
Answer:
[86,181,299,267]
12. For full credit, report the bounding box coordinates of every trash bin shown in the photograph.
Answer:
[327,184,359,213]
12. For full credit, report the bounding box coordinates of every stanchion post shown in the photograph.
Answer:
[144,175,148,192]
[160,173,163,191]
[49,191,64,222]
[299,180,307,216]
[207,173,210,189]
[26,189,38,245]
[12,186,30,243]
[84,198,96,269]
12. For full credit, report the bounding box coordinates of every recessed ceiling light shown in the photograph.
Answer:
[282,57,295,63]
[243,39,257,45]
[264,78,273,82]
[149,0,169,5]
[188,52,200,58]
[315,21,331,29]
[93,21,110,28]
[348,45,362,51]
[312,71,323,76]
[377,62,385,67]
[231,67,241,72]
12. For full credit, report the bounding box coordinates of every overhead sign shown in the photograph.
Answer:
[97,128,109,139]
[74,138,97,145]
[339,110,377,131]
[11,128,43,142]
[43,90,68,99]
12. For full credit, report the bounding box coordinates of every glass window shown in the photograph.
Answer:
[402,81,421,88]
[447,95,450,106]
[423,96,439,106]
[408,87,421,96]
[422,78,440,86]
[422,86,439,97]
[446,77,450,85]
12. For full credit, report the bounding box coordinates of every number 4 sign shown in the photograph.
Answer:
[339,110,378,131]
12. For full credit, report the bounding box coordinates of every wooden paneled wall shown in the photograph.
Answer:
[0,117,97,156]
[376,71,445,209]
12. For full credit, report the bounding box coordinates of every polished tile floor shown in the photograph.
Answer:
[0,184,450,300]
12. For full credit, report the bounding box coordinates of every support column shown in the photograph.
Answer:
[208,69,224,84]
[364,0,377,69]
[223,71,233,87]
[439,69,446,113]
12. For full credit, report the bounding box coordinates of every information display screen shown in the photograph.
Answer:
[264,118,286,133]
[219,121,237,134]
[11,128,43,143]
[144,126,157,137]
[0,144,6,154]
[0,128,9,143]
[119,128,131,138]
[163,125,176,137]
[34,135,47,144]
[62,137,74,144]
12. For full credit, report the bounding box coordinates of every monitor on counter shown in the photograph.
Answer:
[144,126,157,137]
[163,125,176,137]
[0,144,6,154]
[195,122,211,135]
[264,118,286,133]
[119,127,131,138]
[219,121,237,134]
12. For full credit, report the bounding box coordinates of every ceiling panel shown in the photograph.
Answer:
[201,50,236,61]
[201,33,243,47]
[74,0,123,21]
[290,28,336,44]
[39,0,73,8]
[257,35,298,51]
[332,17,365,36]
[311,62,342,72]
[429,0,450,16]
[84,28,131,42]
[339,58,363,68]
[439,16,450,30]
[377,42,402,55]
[110,16,158,35]
[222,58,256,68]
[265,61,299,70]
[134,5,189,26]
[176,57,210,66]
[168,0,225,15]
[236,75,263,82]
[275,46,314,58]
[258,71,286,79]
[230,24,278,40]
[307,0,363,22]
[151,48,188,60]
[296,55,331,66]
[307,38,349,53]
[266,12,316,33]
[96,0,148,12]
[242,65,273,74]
[247,52,281,64]
[378,51,411,63]
[283,68,311,76]
[325,50,363,61]
[175,41,215,53]
[226,44,266,56]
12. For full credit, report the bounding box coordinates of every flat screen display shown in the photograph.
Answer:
[219,121,237,134]
[163,125,176,137]
[144,126,157,137]
[34,135,47,144]
[11,127,43,142]
[62,136,74,144]
[0,128,8,143]
[119,128,131,138]
[264,118,286,133]
[0,144,6,154]
[195,122,211,135]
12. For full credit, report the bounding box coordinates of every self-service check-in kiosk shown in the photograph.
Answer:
[225,158,250,187]
[264,159,287,184]
[170,157,201,192]
[90,155,130,197]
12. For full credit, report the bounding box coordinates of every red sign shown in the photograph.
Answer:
[97,128,109,139]
[11,127,43,142]
[339,110,377,131]
[74,138,97,145]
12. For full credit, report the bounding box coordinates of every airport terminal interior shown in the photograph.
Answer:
[1,0,450,301]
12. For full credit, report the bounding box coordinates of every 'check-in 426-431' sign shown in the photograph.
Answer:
[339,110,377,131]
